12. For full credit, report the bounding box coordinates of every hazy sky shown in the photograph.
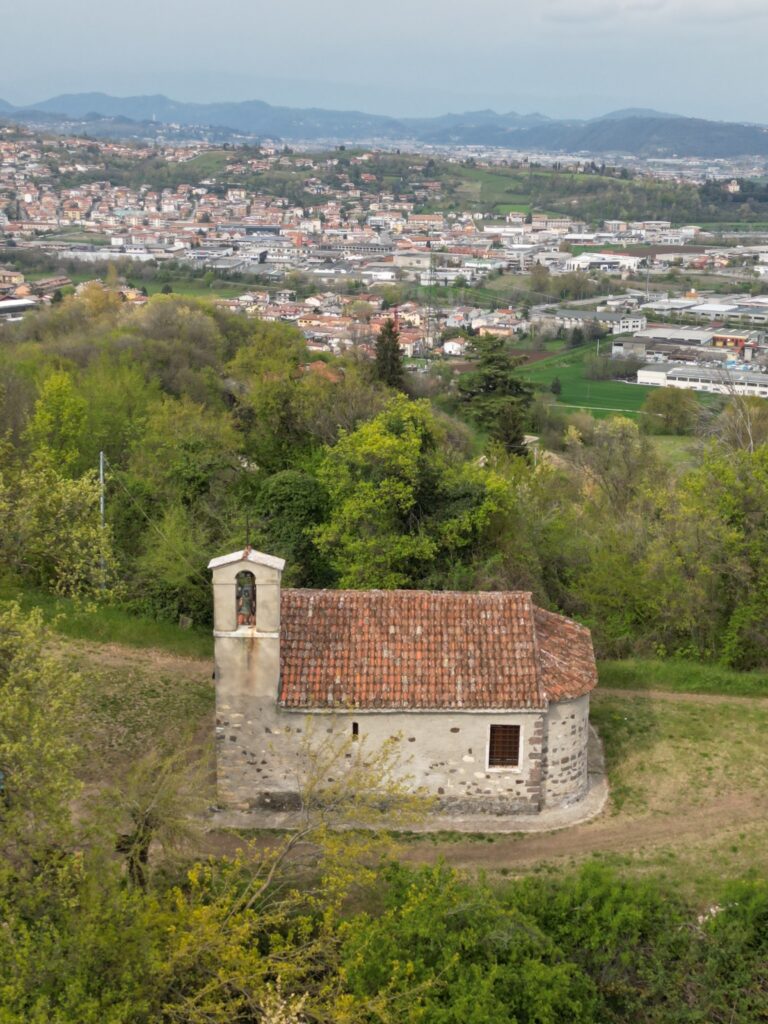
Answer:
[2,0,768,122]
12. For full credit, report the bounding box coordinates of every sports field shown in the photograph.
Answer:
[519,347,654,418]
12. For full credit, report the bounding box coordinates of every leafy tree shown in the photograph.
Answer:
[566,416,659,514]
[672,446,768,667]
[314,396,510,588]
[294,363,387,446]
[341,863,599,1023]
[226,321,309,471]
[374,317,405,390]
[0,365,36,443]
[107,741,208,890]
[74,355,160,473]
[707,393,768,452]
[313,397,440,587]
[24,370,87,474]
[568,326,585,349]
[457,334,533,454]
[0,604,82,864]
[530,263,551,293]
[640,387,699,435]
[127,395,242,510]
[252,470,332,586]
[123,397,245,617]
[511,863,688,1021]
[0,448,117,599]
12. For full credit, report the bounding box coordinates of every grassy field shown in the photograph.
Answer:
[518,346,655,417]
[0,583,212,659]
[647,434,701,471]
[483,271,533,296]
[698,221,768,232]
[517,345,723,424]
[71,646,213,782]
[166,151,230,182]
[143,278,245,299]
[590,691,768,813]
[599,657,768,698]
[409,281,511,309]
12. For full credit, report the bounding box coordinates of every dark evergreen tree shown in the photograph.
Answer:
[457,334,533,455]
[375,317,405,390]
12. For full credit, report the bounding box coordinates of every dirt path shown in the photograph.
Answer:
[203,792,768,869]
[596,687,768,706]
[398,793,768,869]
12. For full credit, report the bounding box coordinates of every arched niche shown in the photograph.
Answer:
[235,570,256,627]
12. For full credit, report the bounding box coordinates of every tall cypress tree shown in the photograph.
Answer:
[375,317,405,390]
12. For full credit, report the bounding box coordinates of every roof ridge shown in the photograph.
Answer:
[528,595,549,710]
[283,588,536,598]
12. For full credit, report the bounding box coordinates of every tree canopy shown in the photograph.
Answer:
[457,334,534,454]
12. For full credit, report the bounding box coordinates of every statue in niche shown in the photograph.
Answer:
[236,570,256,626]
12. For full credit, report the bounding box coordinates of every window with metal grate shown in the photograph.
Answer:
[488,724,521,768]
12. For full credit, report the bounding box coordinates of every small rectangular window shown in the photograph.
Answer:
[488,724,520,768]
[352,722,359,741]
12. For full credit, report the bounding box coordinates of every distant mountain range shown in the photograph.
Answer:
[3,92,768,157]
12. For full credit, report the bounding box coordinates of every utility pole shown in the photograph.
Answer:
[99,450,105,530]
[99,451,106,586]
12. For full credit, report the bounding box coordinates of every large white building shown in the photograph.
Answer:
[637,363,768,397]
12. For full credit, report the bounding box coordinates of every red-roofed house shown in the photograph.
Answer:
[208,548,597,821]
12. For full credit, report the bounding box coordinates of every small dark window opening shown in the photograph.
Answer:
[236,571,256,626]
[352,722,359,740]
[488,724,520,768]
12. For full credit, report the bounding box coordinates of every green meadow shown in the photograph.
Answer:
[519,346,655,417]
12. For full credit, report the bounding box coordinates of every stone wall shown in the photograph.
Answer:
[541,694,590,806]
[215,687,547,816]
[210,560,593,820]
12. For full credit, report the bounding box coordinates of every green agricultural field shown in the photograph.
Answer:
[698,221,768,232]
[144,279,245,299]
[495,202,530,214]
[167,150,230,181]
[518,345,719,420]
[519,347,655,417]
[42,231,111,245]
[483,271,538,295]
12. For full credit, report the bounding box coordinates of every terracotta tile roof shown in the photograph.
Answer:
[533,606,598,702]
[278,590,596,711]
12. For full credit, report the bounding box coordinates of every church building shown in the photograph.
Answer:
[209,547,598,819]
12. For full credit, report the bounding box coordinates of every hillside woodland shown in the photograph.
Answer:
[2,287,768,666]
[1,289,768,1022]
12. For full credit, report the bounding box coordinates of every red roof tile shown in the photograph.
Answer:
[533,606,598,702]
[278,590,596,710]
